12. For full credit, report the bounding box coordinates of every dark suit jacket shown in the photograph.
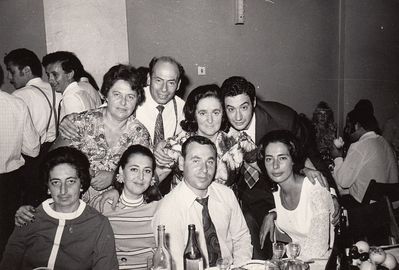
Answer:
[239,98,300,224]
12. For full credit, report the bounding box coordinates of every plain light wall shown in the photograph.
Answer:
[343,0,399,129]
[126,0,340,120]
[43,0,129,88]
[0,0,47,93]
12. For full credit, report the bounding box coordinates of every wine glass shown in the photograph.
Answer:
[286,242,301,260]
[272,242,285,260]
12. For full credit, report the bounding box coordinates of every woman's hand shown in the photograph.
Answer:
[259,212,277,249]
[302,167,329,189]
[91,170,114,191]
[154,141,174,168]
[91,189,120,212]
[15,205,36,226]
[59,113,79,140]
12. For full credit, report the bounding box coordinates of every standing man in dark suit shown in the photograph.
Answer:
[220,76,333,259]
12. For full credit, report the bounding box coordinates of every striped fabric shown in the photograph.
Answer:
[102,200,159,270]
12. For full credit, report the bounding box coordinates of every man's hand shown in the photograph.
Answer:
[153,141,174,168]
[59,113,79,140]
[260,212,277,249]
[302,167,329,189]
[90,189,120,212]
[91,170,114,191]
[15,205,36,227]
[331,195,341,226]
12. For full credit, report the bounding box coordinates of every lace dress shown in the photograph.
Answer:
[273,177,334,260]
[69,108,151,202]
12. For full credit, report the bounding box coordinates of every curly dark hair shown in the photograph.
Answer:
[220,76,256,106]
[41,147,91,194]
[180,84,229,133]
[113,145,162,203]
[100,64,145,107]
[257,130,305,179]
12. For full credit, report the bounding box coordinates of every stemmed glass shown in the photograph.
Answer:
[286,242,301,260]
[272,242,285,260]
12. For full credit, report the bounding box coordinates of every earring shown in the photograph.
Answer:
[116,173,124,183]
[47,189,51,195]
[150,176,156,186]
[80,187,83,192]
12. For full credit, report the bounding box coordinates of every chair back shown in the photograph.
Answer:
[346,179,399,245]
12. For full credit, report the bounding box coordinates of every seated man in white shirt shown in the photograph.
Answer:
[332,109,399,207]
[42,51,101,120]
[153,135,252,270]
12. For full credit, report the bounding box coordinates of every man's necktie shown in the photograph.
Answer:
[196,197,221,267]
[56,99,63,137]
[153,105,165,146]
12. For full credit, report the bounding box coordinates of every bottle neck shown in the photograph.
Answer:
[158,227,166,248]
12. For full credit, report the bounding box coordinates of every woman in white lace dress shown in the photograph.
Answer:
[257,130,334,260]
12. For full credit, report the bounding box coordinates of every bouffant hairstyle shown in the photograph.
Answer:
[257,130,305,176]
[41,147,91,194]
[180,84,229,133]
[100,64,145,107]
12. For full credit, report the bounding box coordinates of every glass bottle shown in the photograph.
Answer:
[153,225,172,270]
[184,224,204,270]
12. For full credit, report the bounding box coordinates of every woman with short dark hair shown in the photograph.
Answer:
[1,147,118,269]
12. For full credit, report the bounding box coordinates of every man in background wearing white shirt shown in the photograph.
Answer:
[0,65,40,260]
[42,51,101,121]
[4,48,61,206]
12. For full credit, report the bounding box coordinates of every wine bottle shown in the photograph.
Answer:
[184,224,204,270]
[153,225,172,270]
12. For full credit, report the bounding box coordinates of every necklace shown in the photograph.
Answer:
[120,191,144,207]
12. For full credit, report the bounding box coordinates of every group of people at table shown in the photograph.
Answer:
[3,48,389,270]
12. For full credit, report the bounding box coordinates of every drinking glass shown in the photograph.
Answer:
[272,242,285,260]
[147,255,154,270]
[286,242,301,260]
[264,260,280,270]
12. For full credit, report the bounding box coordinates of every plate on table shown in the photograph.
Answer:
[235,260,265,270]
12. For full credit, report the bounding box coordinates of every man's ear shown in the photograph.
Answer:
[178,157,184,171]
[67,70,75,82]
[253,96,257,108]
[147,72,151,86]
[22,66,32,76]
[176,79,182,91]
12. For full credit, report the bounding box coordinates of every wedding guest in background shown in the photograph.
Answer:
[4,48,61,206]
[42,51,101,120]
[257,130,334,261]
[0,65,40,260]
[153,136,252,270]
[332,108,398,208]
[312,101,337,170]
[1,147,118,269]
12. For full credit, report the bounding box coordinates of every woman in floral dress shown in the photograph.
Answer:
[155,84,257,190]
[52,64,151,202]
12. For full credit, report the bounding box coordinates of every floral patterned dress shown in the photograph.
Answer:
[69,108,151,202]
[164,131,257,189]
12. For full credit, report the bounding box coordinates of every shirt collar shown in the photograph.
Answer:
[178,180,222,208]
[26,77,42,86]
[359,131,377,141]
[63,81,79,97]
[42,198,86,220]
[228,112,256,141]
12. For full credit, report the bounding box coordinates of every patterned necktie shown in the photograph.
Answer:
[153,105,165,146]
[196,197,221,267]
[56,99,63,137]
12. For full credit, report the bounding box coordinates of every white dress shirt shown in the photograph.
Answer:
[334,131,399,202]
[135,86,185,141]
[153,181,252,270]
[60,81,101,120]
[0,90,40,173]
[12,77,61,144]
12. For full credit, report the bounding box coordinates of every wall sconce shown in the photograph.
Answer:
[234,0,245,25]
